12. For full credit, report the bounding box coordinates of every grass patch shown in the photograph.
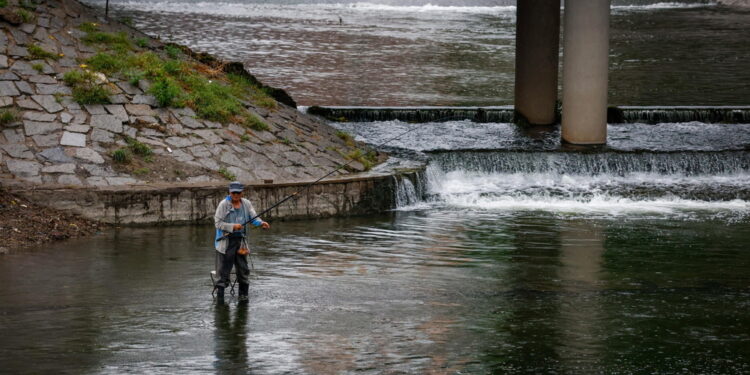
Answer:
[228,73,277,110]
[125,136,153,157]
[111,148,132,163]
[82,31,132,52]
[78,22,99,33]
[124,69,143,85]
[31,63,44,73]
[28,44,59,60]
[133,167,150,176]
[135,38,148,48]
[218,167,236,181]
[240,134,250,142]
[63,69,111,105]
[188,77,244,122]
[0,108,18,125]
[149,77,184,107]
[72,29,279,124]
[280,137,292,146]
[165,45,182,59]
[336,130,355,147]
[243,113,269,131]
[86,52,124,73]
[0,0,7,8]
[16,8,34,23]
[346,148,377,171]
[119,17,134,27]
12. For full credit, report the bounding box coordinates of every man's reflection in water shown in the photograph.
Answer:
[214,302,249,374]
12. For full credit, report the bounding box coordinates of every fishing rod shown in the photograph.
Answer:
[237,114,469,227]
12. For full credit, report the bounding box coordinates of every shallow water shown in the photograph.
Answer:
[81,0,750,106]
[1,214,749,374]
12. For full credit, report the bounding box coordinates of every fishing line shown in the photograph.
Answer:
[239,114,469,226]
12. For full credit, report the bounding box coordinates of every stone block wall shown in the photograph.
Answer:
[12,171,416,225]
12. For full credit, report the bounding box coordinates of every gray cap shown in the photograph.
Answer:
[228,181,244,193]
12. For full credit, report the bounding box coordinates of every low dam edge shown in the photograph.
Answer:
[307,106,750,124]
[8,169,424,225]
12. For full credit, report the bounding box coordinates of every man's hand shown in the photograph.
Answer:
[261,221,270,230]
[232,224,243,231]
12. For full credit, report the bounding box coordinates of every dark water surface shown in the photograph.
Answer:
[81,0,750,106]
[1,214,749,374]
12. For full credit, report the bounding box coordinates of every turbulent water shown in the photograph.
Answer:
[81,0,750,106]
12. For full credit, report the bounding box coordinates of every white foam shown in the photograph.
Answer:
[419,166,750,218]
[612,1,716,11]
[438,194,749,217]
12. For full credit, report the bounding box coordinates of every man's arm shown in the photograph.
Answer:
[214,200,237,233]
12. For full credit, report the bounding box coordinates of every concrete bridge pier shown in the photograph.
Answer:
[513,0,561,125]
[561,0,611,145]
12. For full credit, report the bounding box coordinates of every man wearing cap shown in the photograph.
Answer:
[214,181,270,302]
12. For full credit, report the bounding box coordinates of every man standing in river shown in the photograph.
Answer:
[214,181,270,302]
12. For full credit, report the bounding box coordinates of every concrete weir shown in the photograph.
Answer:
[10,169,422,225]
[307,106,750,124]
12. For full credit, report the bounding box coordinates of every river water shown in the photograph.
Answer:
[2,120,749,373]
[80,0,750,106]
[2,1,749,373]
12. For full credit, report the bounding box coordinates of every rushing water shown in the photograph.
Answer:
[2,120,749,373]
[80,0,750,106]
[3,0,749,373]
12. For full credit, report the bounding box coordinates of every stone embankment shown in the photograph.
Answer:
[1,0,409,227]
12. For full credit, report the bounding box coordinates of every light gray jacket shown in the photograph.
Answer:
[214,197,262,253]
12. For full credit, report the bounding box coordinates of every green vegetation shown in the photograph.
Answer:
[280,137,292,146]
[78,22,99,33]
[124,69,143,85]
[165,45,182,59]
[0,0,7,8]
[68,24,279,124]
[31,63,44,73]
[125,136,153,157]
[150,77,184,107]
[16,8,34,23]
[111,148,132,163]
[346,149,378,171]
[243,113,269,131]
[27,44,59,60]
[0,108,18,125]
[118,17,134,27]
[218,167,236,181]
[86,52,124,73]
[63,69,111,105]
[133,167,150,175]
[228,73,277,110]
[336,130,355,147]
[82,31,132,52]
[240,134,250,142]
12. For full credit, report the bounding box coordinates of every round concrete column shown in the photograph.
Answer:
[561,0,611,144]
[514,0,561,125]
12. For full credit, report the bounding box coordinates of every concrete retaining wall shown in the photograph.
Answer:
[11,171,416,225]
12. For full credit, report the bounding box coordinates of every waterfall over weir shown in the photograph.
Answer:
[307,106,750,124]
[334,120,750,219]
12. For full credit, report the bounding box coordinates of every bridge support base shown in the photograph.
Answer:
[561,0,611,145]
[514,0,561,125]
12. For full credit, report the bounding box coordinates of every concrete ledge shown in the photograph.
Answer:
[10,171,421,225]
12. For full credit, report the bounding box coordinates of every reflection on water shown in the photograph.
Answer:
[81,0,750,106]
[1,213,749,373]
